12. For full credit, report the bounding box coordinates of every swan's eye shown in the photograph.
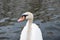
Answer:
[22,15,28,17]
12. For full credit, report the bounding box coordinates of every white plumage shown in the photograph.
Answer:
[18,12,43,40]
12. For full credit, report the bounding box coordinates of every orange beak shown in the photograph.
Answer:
[18,16,26,22]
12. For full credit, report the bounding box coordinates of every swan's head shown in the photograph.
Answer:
[18,12,33,22]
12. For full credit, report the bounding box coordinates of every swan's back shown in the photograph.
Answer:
[20,23,43,40]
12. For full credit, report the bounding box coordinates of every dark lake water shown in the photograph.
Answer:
[0,18,60,40]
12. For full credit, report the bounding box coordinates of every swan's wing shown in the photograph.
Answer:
[31,23,43,40]
[20,23,43,40]
[20,26,27,40]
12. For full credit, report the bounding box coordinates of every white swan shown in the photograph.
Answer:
[18,12,43,40]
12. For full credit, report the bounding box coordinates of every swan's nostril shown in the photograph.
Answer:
[17,16,26,22]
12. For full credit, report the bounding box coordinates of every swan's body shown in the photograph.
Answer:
[18,12,43,40]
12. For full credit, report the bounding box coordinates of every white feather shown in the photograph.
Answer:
[19,12,43,40]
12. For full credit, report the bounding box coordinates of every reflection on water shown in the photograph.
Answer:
[0,18,60,40]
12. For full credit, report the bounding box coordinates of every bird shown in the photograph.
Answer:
[18,12,43,40]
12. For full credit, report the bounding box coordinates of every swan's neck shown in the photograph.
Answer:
[26,19,33,26]
[26,19,33,40]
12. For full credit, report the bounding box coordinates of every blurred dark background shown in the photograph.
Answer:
[0,0,60,40]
